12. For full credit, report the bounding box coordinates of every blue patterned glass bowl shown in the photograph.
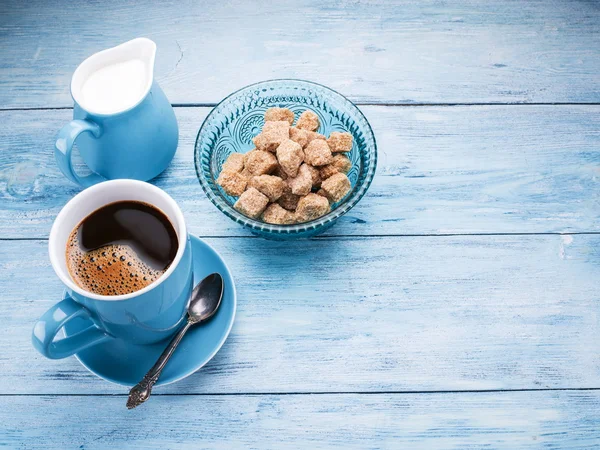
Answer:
[194,79,377,239]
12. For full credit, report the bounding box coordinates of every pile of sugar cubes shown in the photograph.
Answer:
[216,108,353,224]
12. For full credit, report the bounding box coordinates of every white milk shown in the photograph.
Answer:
[80,59,148,114]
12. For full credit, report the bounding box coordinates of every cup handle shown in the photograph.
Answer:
[55,119,106,187]
[32,296,113,360]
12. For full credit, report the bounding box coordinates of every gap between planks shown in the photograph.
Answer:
[3,232,600,242]
[1,387,599,398]
[3,102,600,112]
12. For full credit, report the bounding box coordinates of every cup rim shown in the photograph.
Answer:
[48,180,187,302]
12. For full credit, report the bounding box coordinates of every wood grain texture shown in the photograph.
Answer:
[2,1,600,445]
[3,235,599,395]
[1,391,599,449]
[1,105,599,238]
[1,0,600,108]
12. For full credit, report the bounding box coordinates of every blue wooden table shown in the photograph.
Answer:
[1,1,599,448]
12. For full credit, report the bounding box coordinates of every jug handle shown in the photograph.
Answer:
[54,119,106,187]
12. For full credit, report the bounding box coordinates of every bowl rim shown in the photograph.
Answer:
[194,78,377,234]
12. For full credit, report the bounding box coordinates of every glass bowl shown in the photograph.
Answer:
[194,79,377,239]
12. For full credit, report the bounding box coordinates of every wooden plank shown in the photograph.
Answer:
[1,105,599,238]
[1,391,599,448]
[2,235,599,395]
[1,0,599,107]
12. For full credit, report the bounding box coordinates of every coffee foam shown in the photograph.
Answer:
[66,232,167,296]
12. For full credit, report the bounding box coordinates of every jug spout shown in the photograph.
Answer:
[128,37,157,74]
[71,38,157,115]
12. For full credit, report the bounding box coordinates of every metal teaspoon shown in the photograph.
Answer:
[126,273,224,409]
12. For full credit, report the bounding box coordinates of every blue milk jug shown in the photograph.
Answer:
[55,38,179,187]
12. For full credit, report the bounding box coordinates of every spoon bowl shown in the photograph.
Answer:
[189,273,224,324]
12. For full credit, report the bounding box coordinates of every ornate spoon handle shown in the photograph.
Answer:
[127,317,193,409]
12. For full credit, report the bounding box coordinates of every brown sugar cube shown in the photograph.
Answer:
[277,186,301,211]
[295,110,320,131]
[295,193,331,223]
[316,188,335,206]
[241,148,257,176]
[286,163,313,196]
[216,170,247,197]
[265,107,294,125]
[290,127,326,149]
[248,175,285,202]
[304,139,333,166]
[320,172,351,203]
[319,154,352,180]
[316,189,330,200]
[276,139,304,177]
[240,168,253,180]
[245,150,278,175]
[304,164,321,188]
[252,121,290,152]
[262,203,296,225]
[221,153,245,173]
[273,165,288,181]
[309,131,326,142]
[289,127,310,148]
[234,187,269,219]
[327,131,353,153]
[242,147,257,161]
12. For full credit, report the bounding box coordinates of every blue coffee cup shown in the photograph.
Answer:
[32,180,193,359]
[54,38,179,187]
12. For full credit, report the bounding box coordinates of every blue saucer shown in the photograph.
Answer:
[63,236,236,387]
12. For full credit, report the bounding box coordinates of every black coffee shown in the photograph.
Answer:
[66,201,178,296]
